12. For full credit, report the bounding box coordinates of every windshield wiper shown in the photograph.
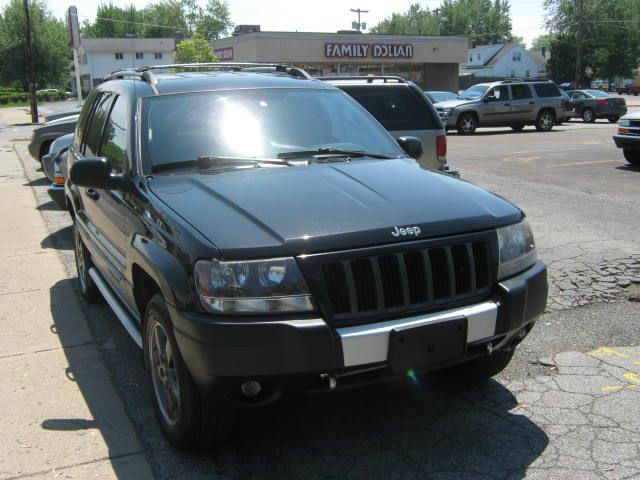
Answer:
[151,156,288,173]
[277,148,392,160]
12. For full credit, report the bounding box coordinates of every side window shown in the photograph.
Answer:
[488,86,509,101]
[534,83,562,98]
[73,90,100,151]
[511,84,532,100]
[83,93,113,157]
[99,96,128,174]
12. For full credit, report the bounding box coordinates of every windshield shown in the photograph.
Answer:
[141,88,404,170]
[585,89,609,98]
[427,91,459,102]
[459,85,488,100]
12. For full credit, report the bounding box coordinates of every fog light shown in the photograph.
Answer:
[240,380,262,397]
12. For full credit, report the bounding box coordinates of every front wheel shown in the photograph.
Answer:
[608,117,619,123]
[457,113,477,135]
[623,149,640,166]
[582,108,595,123]
[73,222,102,303]
[535,110,554,132]
[144,294,233,451]
[511,124,525,131]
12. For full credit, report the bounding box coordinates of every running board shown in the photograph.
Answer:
[88,267,143,349]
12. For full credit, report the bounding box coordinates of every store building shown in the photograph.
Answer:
[210,28,469,91]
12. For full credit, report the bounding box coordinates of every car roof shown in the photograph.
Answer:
[100,70,335,97]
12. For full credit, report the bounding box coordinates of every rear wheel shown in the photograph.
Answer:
[623,149,640,166]
[582,108,595,123]
[535,110,554,132]
[511,124,525,131]
[437,350,515,385]
[457,113,477,135]
[73,222,102,303]
[144,294,233,451]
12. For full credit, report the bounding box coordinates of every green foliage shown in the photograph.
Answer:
[174,33,217,63]
[544,0,640,84]
[81,0,233,40]
[371,0,515,45]
[0,0,70,90]
[531,35,552,51]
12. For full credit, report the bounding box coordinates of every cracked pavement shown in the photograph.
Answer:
[3,105,640,479]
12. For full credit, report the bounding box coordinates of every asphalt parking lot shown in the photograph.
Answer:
[2,101,640,479]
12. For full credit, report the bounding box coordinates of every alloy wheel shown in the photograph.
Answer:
[582,109,594,122]
[74,226,87,290]
[149,320,181,426]
[461,116,475,133]
[540,112,553,130]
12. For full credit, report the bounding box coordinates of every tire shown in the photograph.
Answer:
[73,222,102,303]
[457,113,477,135]
[608,117,619,123]
[511,124,525,131]
[438,350,515,385]
[581,108,595,123]
[39,140,52,163]
[623,149,640,166]
[534,110,554,132]
[144,294,233,451]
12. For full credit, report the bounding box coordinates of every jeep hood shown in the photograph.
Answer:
[149,159,521,258]
[434,99,475,109]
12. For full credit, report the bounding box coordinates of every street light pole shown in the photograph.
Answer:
[574,0,584,88]
[434,8,441,36]
[350,8,369,31]
[23,0,38,123]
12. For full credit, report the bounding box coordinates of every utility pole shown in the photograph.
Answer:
[350,8,369,31]
[574,0,584,88]
[23,0,38,124]
[434,8,441,36]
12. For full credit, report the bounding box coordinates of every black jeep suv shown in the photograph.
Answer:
[66,64,547,450]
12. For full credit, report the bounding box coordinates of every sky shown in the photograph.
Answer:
[6,0,547,48]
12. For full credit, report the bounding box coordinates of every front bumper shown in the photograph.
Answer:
[171,261,547,394]
[613,133,640,150]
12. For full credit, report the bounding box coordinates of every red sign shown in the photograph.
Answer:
[325,42,413,59]
[214,47,234,61]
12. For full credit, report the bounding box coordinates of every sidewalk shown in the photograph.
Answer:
[0,107,46,126]
[0,144,153,479]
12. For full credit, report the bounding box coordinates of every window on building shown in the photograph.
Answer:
[81,54,87,64]
[512,52,522,61]
[469,56,473,62]
[526,70,531,77]
[136,52,144,60]
[510,70,516,77]
[99,96,128,174]
[154,52,163,60]
[476,53,481,60]
[115,52,123,60]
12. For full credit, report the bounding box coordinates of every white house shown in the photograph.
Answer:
[461,43,543,79]
[76,38,175,90]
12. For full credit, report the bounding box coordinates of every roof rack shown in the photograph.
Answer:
[318,75,407,83]
[500,77,551,83]
[103,62,313,95]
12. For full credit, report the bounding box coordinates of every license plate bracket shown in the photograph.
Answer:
[387,318,467,374]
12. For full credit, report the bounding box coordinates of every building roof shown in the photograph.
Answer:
[79,38,175,54]
[468,44,497,53]
[528,50,547,65]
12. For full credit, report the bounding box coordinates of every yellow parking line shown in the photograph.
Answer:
[623,373,640,385]
[591,347,630,358]
[547,159,620,168]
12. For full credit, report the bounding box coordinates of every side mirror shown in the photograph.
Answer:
[69,157,120,190]
[483,95,493,103]
[397,136,423,160]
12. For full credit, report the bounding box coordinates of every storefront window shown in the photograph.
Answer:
[410,64,424,83]
[304,64,322,77]
[339,64,355,76]
[366,64,382,75]
[396,63,410,80]
[381,63,395,75]
[323,64,338,76]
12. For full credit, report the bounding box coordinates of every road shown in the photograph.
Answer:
[2,101,640,479]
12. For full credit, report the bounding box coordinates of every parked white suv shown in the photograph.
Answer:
[434,79,565,135]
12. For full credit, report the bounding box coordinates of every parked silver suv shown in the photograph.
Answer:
[435,79,565,135]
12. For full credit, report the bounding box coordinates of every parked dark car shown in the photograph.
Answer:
[41,133,72,209]
[424,91,459,103]
[28,114,78,162]
[45,108,81,123]
[613,111,640,165]
[568,89,627,123]
[616,84,640,96]
[67,64,547,451]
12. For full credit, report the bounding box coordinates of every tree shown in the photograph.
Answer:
[0,0,69,90]
[81,2,145,38]
[371,0,515,45]
[196,0,233,41]
[531,34,552,51]
[174,33,216,63]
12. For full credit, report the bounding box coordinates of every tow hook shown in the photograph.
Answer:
[321,373,337,390]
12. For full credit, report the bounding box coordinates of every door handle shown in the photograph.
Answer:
[529,101,535,105]
[86,188,100,200]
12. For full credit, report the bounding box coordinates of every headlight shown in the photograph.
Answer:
[497,219,537,280]
[194,257,314,314]
[618,119,631,127]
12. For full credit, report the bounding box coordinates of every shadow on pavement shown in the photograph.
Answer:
[36,200,61,211]
[23,176,50,187]
[447,129,558,137]
[40,224,73,250]
[615,164,640,173]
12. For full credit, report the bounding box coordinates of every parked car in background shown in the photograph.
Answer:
[628,85,640,96]
[567,89,627,123]
[424,91,459,103]
[559,82,576,91]
[322,76,448,171]
[66,64,547,450]
[45,108,81,123]
[558,90,575,124]
[613,111,640,166]
[41,133,73,209]
[434,79,564,135]
[28,113,78,162]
